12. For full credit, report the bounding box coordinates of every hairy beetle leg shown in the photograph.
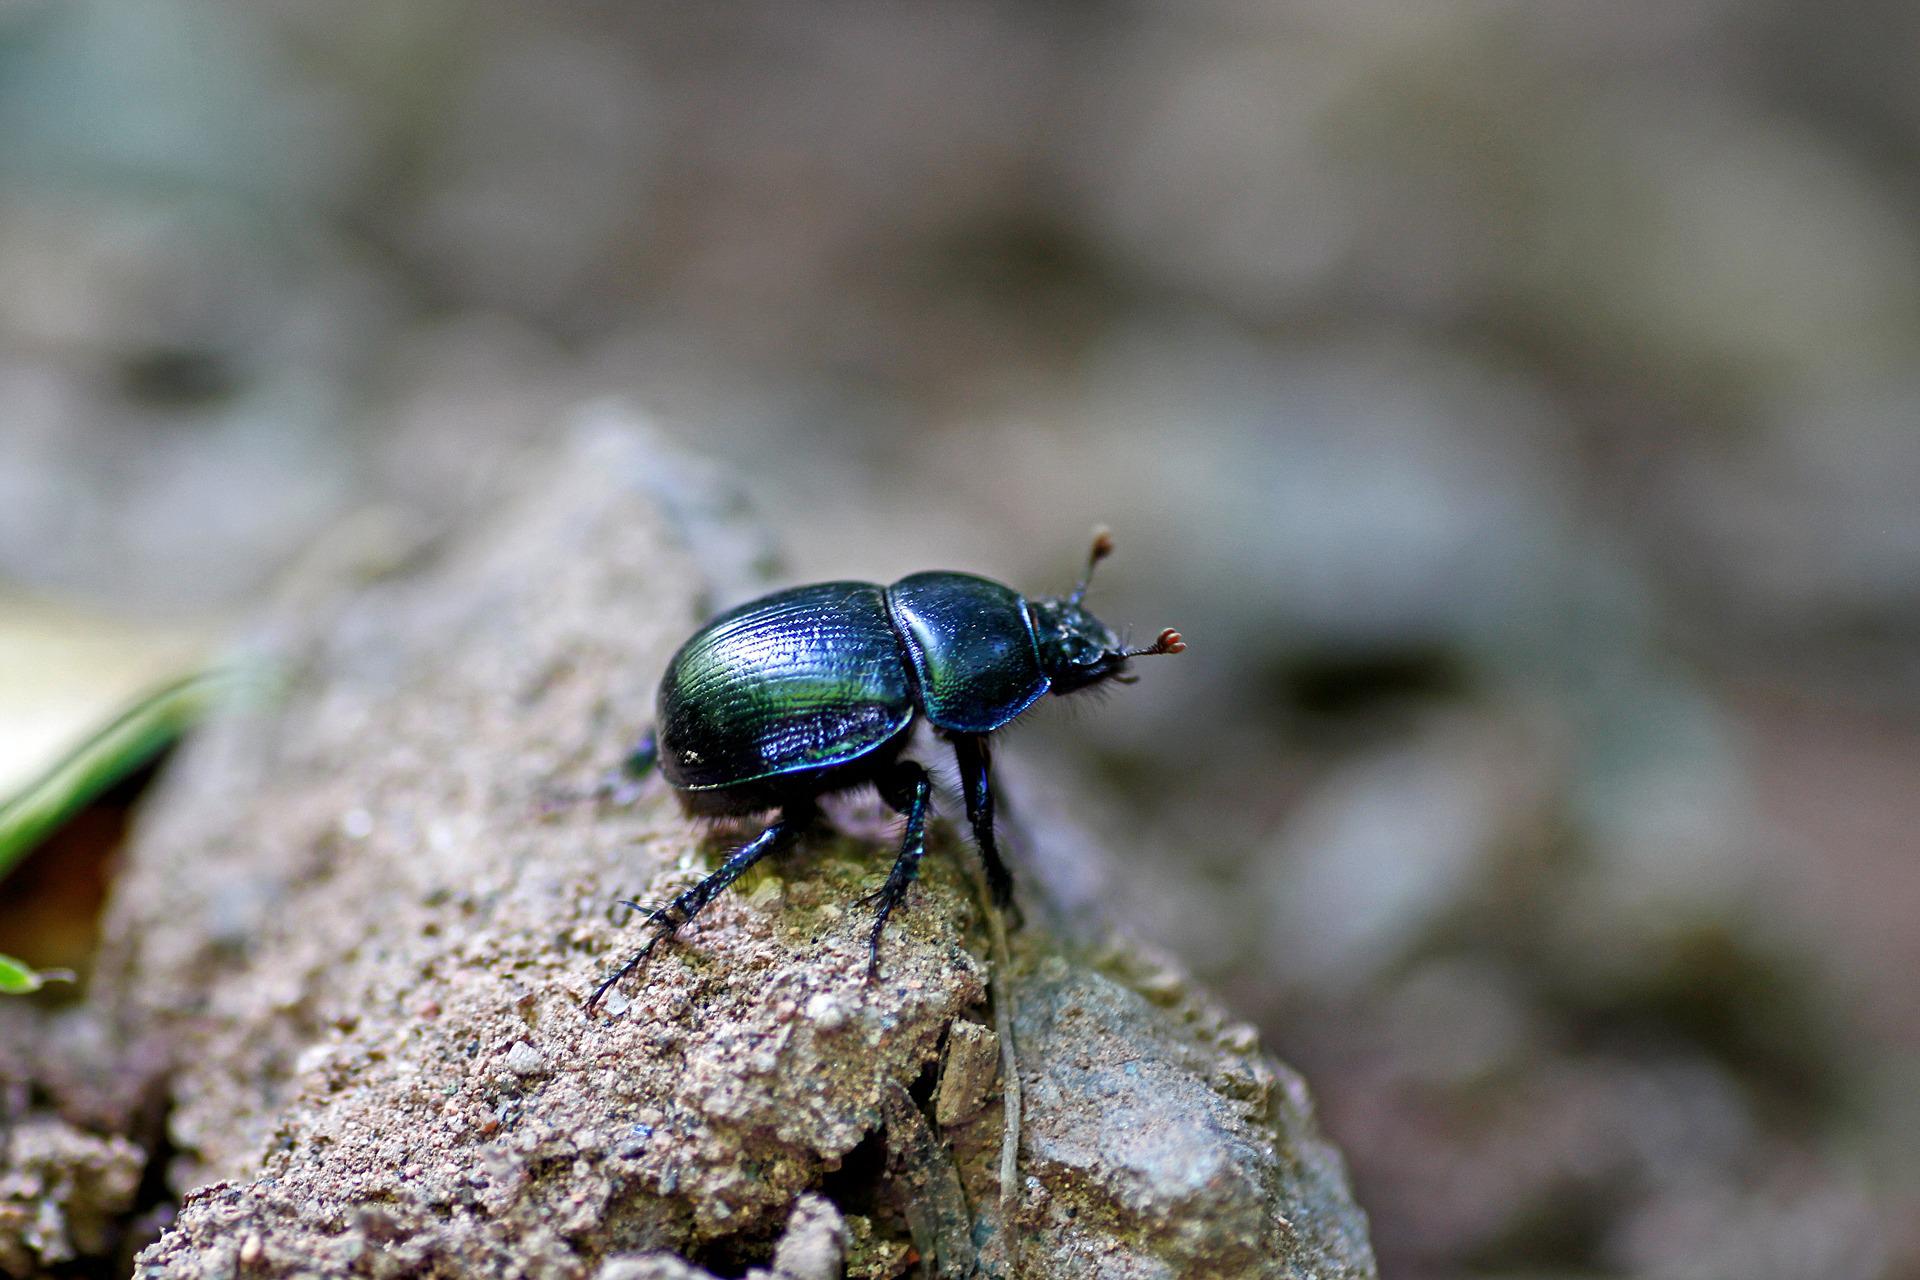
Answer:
[585,805,809,1016]
[953,735,1017,911]
[860,760,933,980]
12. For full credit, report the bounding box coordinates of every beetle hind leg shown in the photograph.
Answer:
[586,805,808,1015]
[954,735,1017,912]
[860,759,932,980]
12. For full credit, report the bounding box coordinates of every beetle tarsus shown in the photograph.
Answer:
[585,806,808,1016]
[861,760,932,980]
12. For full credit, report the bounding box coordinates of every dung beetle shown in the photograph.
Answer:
[587,530,1183,1012]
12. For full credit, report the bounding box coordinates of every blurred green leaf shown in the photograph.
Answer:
[0,953,74,995]
[0,668,261,886]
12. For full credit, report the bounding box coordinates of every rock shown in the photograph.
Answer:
[1009,966,1375,1279]
[766,1193,847,1280]
[0,1116,144,1273]
[82,414,1373,1277]
[933,1020,999,1127]
[596,1256,716,1280]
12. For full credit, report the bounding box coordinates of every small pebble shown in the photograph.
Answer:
[293,1044,333,1077]
[1221,1022,1260,1054]
[1134,966,1186,1003]
[804,992,847,1030]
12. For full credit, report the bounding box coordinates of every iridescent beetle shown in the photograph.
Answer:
[588,531,1182,1012]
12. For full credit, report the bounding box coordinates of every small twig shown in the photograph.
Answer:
[880,1082,979,1278]
[962,851,1022,1243]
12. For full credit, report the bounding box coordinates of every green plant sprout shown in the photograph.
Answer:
[0,953,74,994]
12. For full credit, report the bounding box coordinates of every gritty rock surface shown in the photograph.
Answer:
[0,1116,144,1274]
[74,420,1374,1277]
[1009,960,1375,1278]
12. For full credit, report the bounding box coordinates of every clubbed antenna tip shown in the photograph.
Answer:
[1121,628,1185,658]
[1070,527,1117,605]
[1089,527,1115,562]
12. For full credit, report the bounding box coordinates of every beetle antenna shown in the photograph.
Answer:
[1116,628,1186,658]
[1069,527,1115,605]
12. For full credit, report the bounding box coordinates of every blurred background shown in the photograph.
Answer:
[3,1,1918,1276]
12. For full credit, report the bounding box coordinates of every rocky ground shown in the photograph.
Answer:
[2,424,1374,1278]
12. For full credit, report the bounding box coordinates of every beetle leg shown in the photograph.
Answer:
[862,760,932,980]
[590,729,658,808]
[953,735,1016,909]
[586,806,808,1015]
[622,728,659,778]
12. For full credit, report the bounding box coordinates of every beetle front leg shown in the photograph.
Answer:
[596,727,658,807]
[862,760,932,979]
[953,735,1015,908]
[586,805,808,1015]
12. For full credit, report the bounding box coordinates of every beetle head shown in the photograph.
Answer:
[1030,529,1185,695]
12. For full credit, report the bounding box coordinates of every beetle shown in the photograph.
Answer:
[586,530,1183,1012]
